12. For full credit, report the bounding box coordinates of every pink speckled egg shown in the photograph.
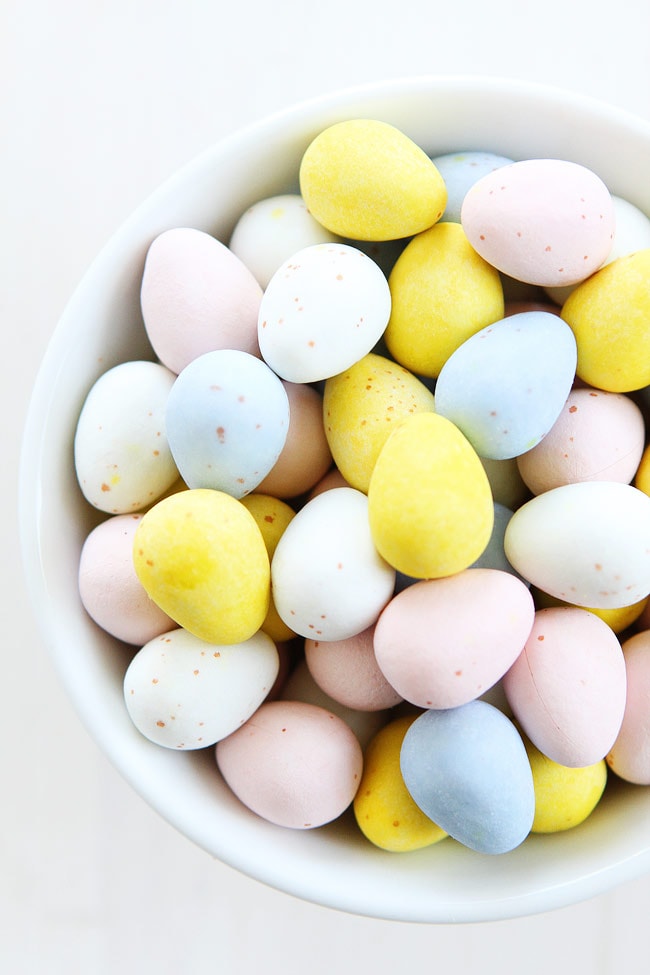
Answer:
[503,607,627,767]
[517,386,645,495]
[79,513,174,645]
[461,159,615,287]
[305,625,403,711]
[607,630,650,785]
[373,568,535,709]
[215,700,363,829]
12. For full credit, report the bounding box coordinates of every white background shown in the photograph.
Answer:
[4,1,650,971]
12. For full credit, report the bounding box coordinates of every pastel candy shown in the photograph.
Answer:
[431,150,514,223]
[239,493,297,643]
[523,735,607,833]
[305,624,403,712]
[607,631,650,785]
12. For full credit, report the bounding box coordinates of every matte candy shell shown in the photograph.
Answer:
[323,352,435,493]
[354,716,448,852]
[503,481,650,609]
[215,700,363,829]
[299,119,447,241]
[305,625,403,712]
[523,736,607,833]
[133,489,270,644]
[561,249,650,392]
[400,701,535,854]
[503,607,626,767]
[367,412,494,579]
[239,493,297,643]
[607,631,650,785]
[384,222,504,378]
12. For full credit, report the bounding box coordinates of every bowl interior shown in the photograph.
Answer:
[19,76,650,923]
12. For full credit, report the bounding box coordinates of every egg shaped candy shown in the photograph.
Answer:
[561,249,650,392]
[470,502,524,579]
[215,700,363,829]
[430,150,514,223]
[516,387,645,494]
[461,158,615,287]
[367,412,494,579]
[79,513,174,645]
[239,493,297,643]
[124,628,279,750]
[299,118,447,241]
[353,716,448,852]
[384,222,504,379]
[523,736,607,833]
[74,360,179,514]
[305,624,403,712]
[140,227,263,374]
[400,701,535,854]
[504,481,650,609]
[165,349,289,499]
[607,630,650,785]
[374,569,535,709]
[133,488,270,645]
[503,607,626,767]
[323,352,435,493]
[257,243,391,384]
[271,487,395,641]
[434,311,577,460]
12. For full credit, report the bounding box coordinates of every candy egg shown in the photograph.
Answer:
[79,513,173,645]
[140,227,263,374]
[503,607,626,767]
[367,412,494,579]
[523,736,607,833]
[384,222,504,378]
[434,311,577,460]
[607,630,650,785]
[257,243,391,383]
[430,150,514,223]
[133,488,270,645]
[503,481,650,609]
[124,628,279,749]
[299,118,447,241]
[322,352,435,493]
[353,716,448,852]
[305,624,403,712]
[373,569,535,709]
[516,387,645,494]
[74,360,179,514]
[461,158,615,286]
[239,493,297,643]
[215,700,363,829]
[165,349,289,499]
[271,487,395,641]
[400,701,535,855]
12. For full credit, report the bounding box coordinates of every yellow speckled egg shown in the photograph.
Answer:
[240,493,296,642]
[385,222,504,378]
[367,412,494,578]
[323,353,435,493]
[133,488,269,644]
[561,249,650,392]
[353,715,447,852]
[523,735,607,833]
[299,119,447,241]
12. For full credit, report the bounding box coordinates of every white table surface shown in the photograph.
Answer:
[4,1,650,971]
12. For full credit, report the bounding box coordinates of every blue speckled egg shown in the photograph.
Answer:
[434,311,577,460]
[165,349,289,498]
[430,150,514,223]
[400,701,535,854]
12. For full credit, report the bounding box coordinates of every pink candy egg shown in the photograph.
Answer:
[79,513,174,645]
[373,568,535,709]
[215,700,363,829]
[305,625,403,711]
[503,607,627,767]
[607,630,650,785]
[461,158,615,287]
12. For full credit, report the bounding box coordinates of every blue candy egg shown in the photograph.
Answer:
[434,311,577,459]
[165,349,289,498]
[400,701,535,854]
[430,151,514,223]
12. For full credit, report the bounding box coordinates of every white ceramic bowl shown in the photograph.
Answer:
[20,76,650,923]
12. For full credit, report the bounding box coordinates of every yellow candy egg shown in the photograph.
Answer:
[367,412,494,578]
[133,488,270,644]
[353,715,447,852]
[240,493,297,642]
[561,249,650,392]
[299,119,447,241]
[385,222,504,378]
[524,736,607,833]
[532,586,648,635]
[323,352,435,493]
[635,443,650,496]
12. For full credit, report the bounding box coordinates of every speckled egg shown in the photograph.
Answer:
[523,735,607,833]
[239,493,297,643]
[305,624,403,712]
[461,158,615,286]
[215,700,363,829]
[430,150,514,223]
[607,630,650,785]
